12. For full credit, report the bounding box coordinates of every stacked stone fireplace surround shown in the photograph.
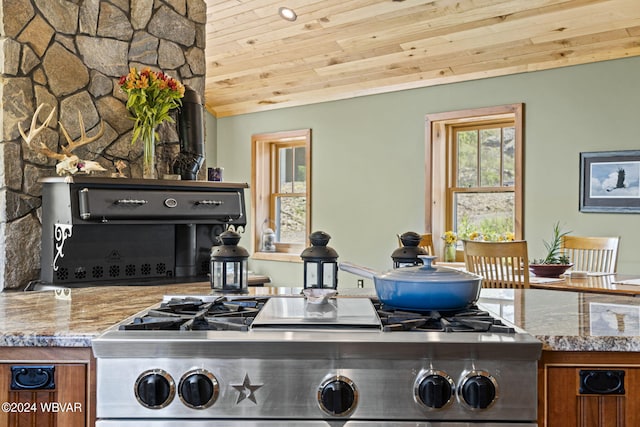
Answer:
[0,0,207,290]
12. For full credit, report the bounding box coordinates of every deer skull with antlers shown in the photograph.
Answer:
[19,103,107,175]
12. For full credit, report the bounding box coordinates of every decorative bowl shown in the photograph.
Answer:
[529,263,573,278]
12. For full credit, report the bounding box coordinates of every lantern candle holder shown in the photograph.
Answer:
[300,231,338,289]
[391,231,428,268]
[210,230,249,293]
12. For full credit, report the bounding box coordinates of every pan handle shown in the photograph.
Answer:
[339,262,378,280]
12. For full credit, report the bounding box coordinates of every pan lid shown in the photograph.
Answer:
[381,256,482,283]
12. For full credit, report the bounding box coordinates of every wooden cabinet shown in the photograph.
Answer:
[539,351,640,427]
[0,347,95,427]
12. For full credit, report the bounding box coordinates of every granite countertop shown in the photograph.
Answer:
[479,288,640,352]
[2,284,640,352]
[0,282,215,347]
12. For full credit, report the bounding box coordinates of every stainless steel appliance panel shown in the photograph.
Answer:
[97,422,536,426]
[96,356,538,421]
[93,293,540,425]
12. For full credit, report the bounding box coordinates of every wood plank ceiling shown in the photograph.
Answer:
[205,0,640,117]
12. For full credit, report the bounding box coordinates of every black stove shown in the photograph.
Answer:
[38,177,248,288]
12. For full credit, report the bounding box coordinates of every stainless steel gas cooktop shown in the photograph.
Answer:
[93,292,542,426]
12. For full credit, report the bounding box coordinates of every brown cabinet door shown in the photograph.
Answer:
[0,363,86,427]
[547,366,625,427]
[542,352,640,427]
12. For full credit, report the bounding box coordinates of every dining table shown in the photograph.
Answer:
[528,273,640,296]
[435,261,640,297]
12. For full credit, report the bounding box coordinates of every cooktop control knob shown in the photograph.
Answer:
[178,369,219,409]
[135,369,175,409]
[460,371,498,409]
[415,371,454,409]
[318,375,358,416]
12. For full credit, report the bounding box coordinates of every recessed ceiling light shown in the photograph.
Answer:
[278,7,297,22]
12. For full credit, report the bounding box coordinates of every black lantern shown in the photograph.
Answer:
[210,230,249,293]
[391,231,428,268]
[300,231,338,289]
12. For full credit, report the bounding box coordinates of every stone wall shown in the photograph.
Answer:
[0,0,207,289]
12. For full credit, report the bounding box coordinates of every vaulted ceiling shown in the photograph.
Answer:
[204,0,640,117]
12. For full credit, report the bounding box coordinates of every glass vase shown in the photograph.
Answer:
[444,243,456,262]
[142,128,157,179]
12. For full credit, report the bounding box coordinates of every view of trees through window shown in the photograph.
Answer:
[274,145,307,244]
[452,123,515,242]
[252,128,310,257]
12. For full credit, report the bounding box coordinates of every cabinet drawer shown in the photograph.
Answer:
[0,363,87,427]
[540,351,640,427]
[78,188,244,221]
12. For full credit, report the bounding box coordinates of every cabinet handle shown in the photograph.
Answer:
[195,200,223,206]
[579,370,625,395]
[79,188,90,219]
[11,366,55,390]
[114,199,148,205]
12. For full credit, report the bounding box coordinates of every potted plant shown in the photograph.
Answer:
[529,222,573,278]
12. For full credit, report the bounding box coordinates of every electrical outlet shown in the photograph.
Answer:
[357,279,364,288]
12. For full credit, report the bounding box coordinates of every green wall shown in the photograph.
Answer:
[206,56,640,287]
[204,108,217,169]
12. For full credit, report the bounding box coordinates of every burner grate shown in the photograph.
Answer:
[117,296,515,334]
[377,303,515,333]
[118,296,268,331]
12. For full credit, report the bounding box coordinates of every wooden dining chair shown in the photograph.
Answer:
[396,233,435,256]
[561,235,620,273]
[418,234,435,256]
[463,240,530,288]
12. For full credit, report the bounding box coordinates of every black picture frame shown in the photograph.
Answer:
[580,150,640,213]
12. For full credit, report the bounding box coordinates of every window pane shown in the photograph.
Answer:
[253,129,310,256]
[275,195,306,244]
[480,128,500,187]
[502,126,515,186]
[457,130,477,187]
[294,147,306,192]
[279,147,293,193]
[454,192,514,241]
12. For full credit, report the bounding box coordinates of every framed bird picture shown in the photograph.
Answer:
[580,150,640,213]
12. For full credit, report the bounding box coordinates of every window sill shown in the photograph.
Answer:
[252,251,303,263]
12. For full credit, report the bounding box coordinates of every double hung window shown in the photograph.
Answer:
[450,120,516,242]
[252,129,311,261]
[426,104,523,255]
